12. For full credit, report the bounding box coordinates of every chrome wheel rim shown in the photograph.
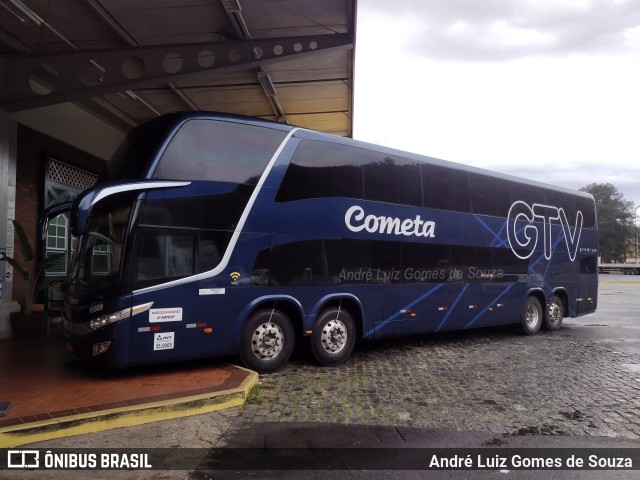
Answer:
[525,304,539,328]
[548,301,562,325]
[320,319,347,354]
[251,322,284,360]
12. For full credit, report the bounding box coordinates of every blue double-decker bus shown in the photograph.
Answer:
[53,112,598,372]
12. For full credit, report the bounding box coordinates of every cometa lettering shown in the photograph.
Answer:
[345,205,436,238]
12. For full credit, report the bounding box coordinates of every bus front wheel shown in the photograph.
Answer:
[521,296,542,335]
[311,307,356,366]
[240,309,294,373]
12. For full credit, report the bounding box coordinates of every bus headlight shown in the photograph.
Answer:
[87,308,131,331]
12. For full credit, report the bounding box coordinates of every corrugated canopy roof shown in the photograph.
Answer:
[0,0,356,137]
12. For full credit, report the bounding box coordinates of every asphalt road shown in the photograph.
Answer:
[7,275,640,480]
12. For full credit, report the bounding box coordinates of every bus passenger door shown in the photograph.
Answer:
[127,229,204,364]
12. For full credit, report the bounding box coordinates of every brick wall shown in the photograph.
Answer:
[12,125,107,307]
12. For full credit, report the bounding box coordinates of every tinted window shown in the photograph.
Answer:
[402,243,449,270]
[137,185,253,231]
[450,245,528,274]
[576,196,596,227]
[363,157,422,206]
[509,183,540,209]
[276,140,365,201]
[511,186,595,228]
[154,119,287,185]
[277,140,426,205]
[342,239,372,273]
[470,173,512,217]
[199,231,225,272]
[490,248,530,276]
[70,204,132,297]
[580,255,597,274]
[269,239,344,286]
[131,228,229,289]
[107,116,174,181]
[275,139,594,226]
[547,190,596,228]
[253,239,374,286]
[252,239,532,286]
[133,230,195,288]
[402,243,450,283]
[451,245,486,271]
[545,190,575,218]
[422,164,470,213]
[371,241,401,280]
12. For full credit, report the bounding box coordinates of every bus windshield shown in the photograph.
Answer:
[70,204,132,296]
[106,116,175,181]
[107,114,292,183]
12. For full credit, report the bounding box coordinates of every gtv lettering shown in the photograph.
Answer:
[507,201,583,261]
[345,205,436,238]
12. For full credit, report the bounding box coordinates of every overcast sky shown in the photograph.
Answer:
[352,0,640,213]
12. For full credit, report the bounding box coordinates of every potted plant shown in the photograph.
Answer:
[1,220,64,340]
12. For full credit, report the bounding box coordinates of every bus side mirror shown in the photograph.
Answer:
[39,201,73,241]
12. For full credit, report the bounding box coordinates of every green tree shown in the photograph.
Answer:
[580,183,636,263]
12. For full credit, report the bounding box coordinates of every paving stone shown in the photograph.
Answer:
[240,328,640,439]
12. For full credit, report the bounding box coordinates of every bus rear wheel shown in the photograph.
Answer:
[521,296,542,335]
[240,308,294,373]
[311,307,356,366]
[544,295,564,331]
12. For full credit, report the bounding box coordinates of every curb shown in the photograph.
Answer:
[0,366,258,448]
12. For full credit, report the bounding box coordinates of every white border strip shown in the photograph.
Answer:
[133,127,301,295]
[91,182,191,206]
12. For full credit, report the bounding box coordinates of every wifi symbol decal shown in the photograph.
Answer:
[230,272,241,285]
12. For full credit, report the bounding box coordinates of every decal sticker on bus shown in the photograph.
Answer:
[345,205,436,238]
[507,201,583,261]
[149,308,183,323]
[153,332,175,351]
[199,288,226,295]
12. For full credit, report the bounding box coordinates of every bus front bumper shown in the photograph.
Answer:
[62,318,130,369]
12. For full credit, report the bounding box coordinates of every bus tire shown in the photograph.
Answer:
[240,309,294,373]
[521,296,542,335]
[544,295,564,331]
[311,307,356,366]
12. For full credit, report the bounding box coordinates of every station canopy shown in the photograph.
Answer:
[0,0,356,137]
